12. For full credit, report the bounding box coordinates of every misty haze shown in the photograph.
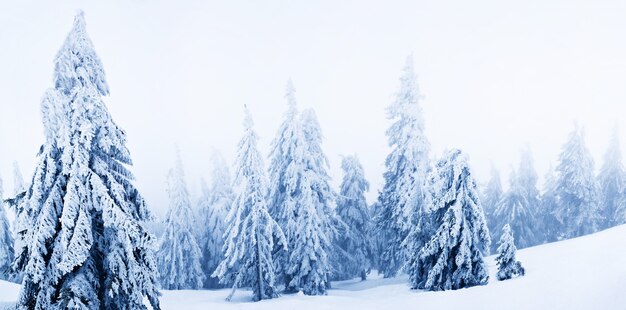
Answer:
[0,1,625,309]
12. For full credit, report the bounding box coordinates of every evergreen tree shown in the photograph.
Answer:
[13,161,26,196]
[14,12,160,309]
[375,56,430,278]
[518,146,541,211]
[157,150,205,289]
[0,176,14,281]
[552,124,602,239]
[495,224,525,281]
[335,155,372,281]
[599,127,626,227]
[213,106,286,302]
[413,149,490,291]
[491,169,537,252]
[267,84,337,295]
[283,108,337,295]
[482,164,503,249]
[267,80,306,287]
[197,150,234,288]
[482,164,503,217]
[517,146,541,240]
[368,201,384,272]
[540,164,559,243]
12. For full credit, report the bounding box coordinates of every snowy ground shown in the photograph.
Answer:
[2,224,626,309]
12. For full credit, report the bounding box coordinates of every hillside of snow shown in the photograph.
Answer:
[2,224,625,309]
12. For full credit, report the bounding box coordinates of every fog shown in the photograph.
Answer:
[2,0,626,217]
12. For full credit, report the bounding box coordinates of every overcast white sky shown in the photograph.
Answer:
[2,0,626,217]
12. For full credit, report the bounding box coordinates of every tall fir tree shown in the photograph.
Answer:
[599,127,626,227]
[197,150,234,288]
[300,109,340,241]
[267,80,306,287]
[552,124,602,239]
[540,164,560,243]
[283,108,337,295]
[13,12,160,309]
[491,169,538,252]
[213,106,286,301]
[413,149,490,291]
[335,155,372,281]
[482,164,503,217]
[368,201,384,271]
[375,56,430,278]
[518,146,541,210]
[157,150,204,289]
[0,176,14,281]
[517,146,541,241]
[482,164,503,249]
[495,224,525,281]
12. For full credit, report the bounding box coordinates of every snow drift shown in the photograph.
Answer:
[1,223,625,309]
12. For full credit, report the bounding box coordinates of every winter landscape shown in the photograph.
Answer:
[2,1,626,309]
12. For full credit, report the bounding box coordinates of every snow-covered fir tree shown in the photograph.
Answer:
[491,169,538,252]
[12,161,26,196]
[0,176,14,281]
[599,126,626,227]
[213,106,286,302]
[267,80,305,287]
[517,146,541,237]
[482,164,503,216]
[413,149,490,291]
[518,146,540,210]
[552,124,602,239]
[482,164,503,247]
[540,164,560,243]
[335,155,372,281]
[157,150,204,289]
[13,12,161,309]
[368,201,384,271]
[375,56,430,278]
[284,108,338,295]
[267,83,337,295]
[495,224,525,281]
[197,150,234,288]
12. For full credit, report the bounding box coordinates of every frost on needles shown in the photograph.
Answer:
[213,106,286,302]
[157,150,205,290]
[552,124,602,240]
[289,108,340,295]
[491,169,538,252]
[335,155,373,281]
[267,80,304,289]
[598,126,626,228]
[196,151,234,289]
[412,149,490,291]
[12,12,160,310]
[267,81,338,295]
[375,56,430,279]
[495,224,525,281]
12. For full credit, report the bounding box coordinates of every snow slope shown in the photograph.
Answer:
[0,279,19,309]
[2,224,626,309]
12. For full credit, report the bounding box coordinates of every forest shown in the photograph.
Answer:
[0,9,624,310]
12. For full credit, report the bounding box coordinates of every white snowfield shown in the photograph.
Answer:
[1,224,625,309]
